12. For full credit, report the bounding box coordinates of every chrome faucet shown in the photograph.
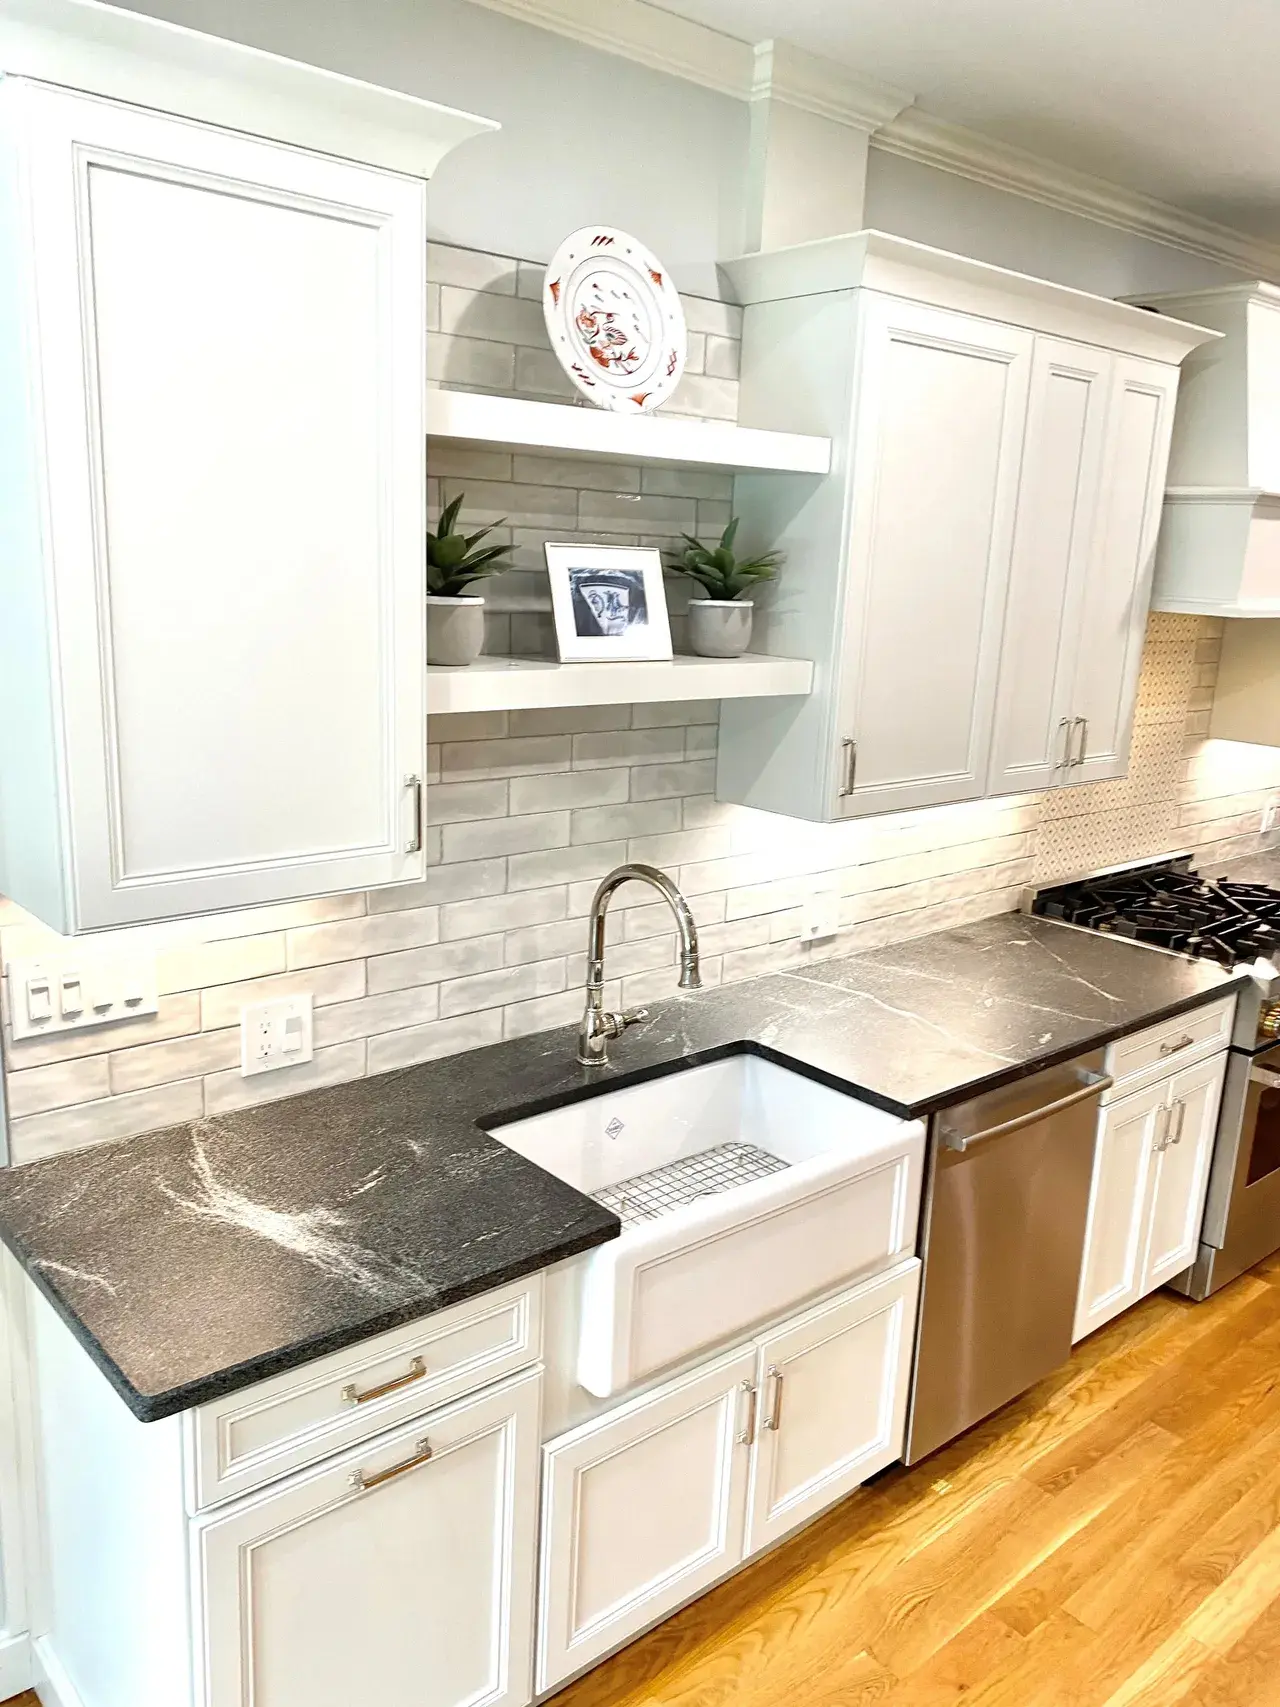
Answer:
[578,863,701,1066]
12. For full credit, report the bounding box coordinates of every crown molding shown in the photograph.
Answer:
[874,109,1280,278]
[462,0,753,98]
[464,0,1280,279]
[751,40,912,132]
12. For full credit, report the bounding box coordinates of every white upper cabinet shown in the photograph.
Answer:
[716,232,1216,823]
[0,12,494,933]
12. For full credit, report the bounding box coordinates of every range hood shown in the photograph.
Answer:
[1127,283,1280,618]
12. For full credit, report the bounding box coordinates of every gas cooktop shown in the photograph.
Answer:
[1031,857,1280,970]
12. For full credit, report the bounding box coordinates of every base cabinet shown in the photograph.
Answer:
[536,1261,920,1694]
[1074,1054,1226,1341]
[192,1371,541,1707]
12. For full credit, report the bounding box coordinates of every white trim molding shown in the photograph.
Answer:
[465,0,1280,279]
[751,40,911,133]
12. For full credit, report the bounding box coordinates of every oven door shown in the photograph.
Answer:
[1199,1041,1280,1280]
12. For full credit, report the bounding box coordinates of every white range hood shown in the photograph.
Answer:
[1128,283,1280,617]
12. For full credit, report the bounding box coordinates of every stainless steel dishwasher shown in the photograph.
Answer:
[905,1049,1111,1464]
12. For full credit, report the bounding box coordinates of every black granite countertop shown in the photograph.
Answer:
[0,912,1243,1422]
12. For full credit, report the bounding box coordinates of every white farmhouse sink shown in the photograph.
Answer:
[489,1055,925,1397]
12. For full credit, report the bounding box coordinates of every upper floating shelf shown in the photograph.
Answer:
[427,388,832,475]
[427,653,814,715]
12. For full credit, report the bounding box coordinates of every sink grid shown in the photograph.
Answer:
[592,1141,790,1228]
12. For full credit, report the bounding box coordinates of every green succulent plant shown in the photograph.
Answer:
[670,517,784,602]
[427,492,515,597]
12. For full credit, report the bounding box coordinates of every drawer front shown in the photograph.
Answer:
[188,1275,542,1510]
[1104,994,1237,1100]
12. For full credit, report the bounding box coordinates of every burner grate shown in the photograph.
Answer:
[592,1141,789,1228]
[1033,860,1280,967]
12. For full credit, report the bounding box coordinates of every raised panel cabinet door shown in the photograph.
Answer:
[1144,1053,1227,1292]
[536,1345,756,1695]
[744,1261,920,1560]
[835,294,1034,818]
[192,1370,541,1707]
[987,339,1113,796]
[7,80,427,928]
[1067,355,1182,787]
[1073,1083,1167,1343]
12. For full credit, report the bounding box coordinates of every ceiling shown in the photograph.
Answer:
[649,0,1280,242]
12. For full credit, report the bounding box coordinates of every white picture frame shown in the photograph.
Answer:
[544,544,673,663]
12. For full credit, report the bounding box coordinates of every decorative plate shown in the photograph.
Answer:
[543,226,687,414]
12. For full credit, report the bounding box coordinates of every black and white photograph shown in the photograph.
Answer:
[544,544,673,662]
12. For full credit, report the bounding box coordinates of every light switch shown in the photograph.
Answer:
[26,975,52,1025]
[7,953,158,1041]
[59,973,83,1018]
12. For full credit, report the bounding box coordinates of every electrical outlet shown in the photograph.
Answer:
[240,995,313,1077]
[1264,801,1278,835]
[801,889,841,943]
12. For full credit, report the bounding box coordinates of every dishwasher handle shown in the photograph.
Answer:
[940,1071,1114,1153]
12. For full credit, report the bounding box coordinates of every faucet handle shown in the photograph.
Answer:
[620,1006,650,1029]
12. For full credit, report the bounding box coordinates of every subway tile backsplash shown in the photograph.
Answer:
[3,243,1280,1163]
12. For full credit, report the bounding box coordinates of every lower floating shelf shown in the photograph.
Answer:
[427,654,814,715]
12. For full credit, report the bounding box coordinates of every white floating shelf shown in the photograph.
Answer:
[427,388,831,475]
[427,654,814,715]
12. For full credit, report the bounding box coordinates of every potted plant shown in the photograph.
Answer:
[669,519,784,658]
[427,492,515,666]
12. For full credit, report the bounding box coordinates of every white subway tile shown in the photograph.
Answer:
[428,244,519,294]
[439,285,545,344]
[201,961,365,1030]
[445,478,578,532]
[683,330,707,375]
[503,917,598,966]
[578,489,696,531]
[704,335,741,380]
[508,706,632,738]
[440,812,570,862]
[427,337,515,391]
[639,468,733,502]
[11,1079,204,1165]
[195,893,368,941]
[2,993,201,1069]
[428,711,509,742]
[630,760,716,799]
[368,861,506,911]
[441,886,566,941]
[367,936,505,996]
[509,841,628,892]
[204,1042,366,1117]
[427,281,441,331]
[621,961,721,1007]
[513,453,639,492]
[665,373,739,421]
[573,728,686,769]
[440,959,565,1019]
[313,987,441,1047]
[427,779,510,823]
[682,796,740,830]
[287,909,440,971]
[442,735,572,780]
[108,1029,239,1095]
[516,260,544,301]
[157,935,285,996]
[571,800,682,844]
[7,1055,111,1118]
[510,769,629,813]
[678,296,743,339]
[514,347,577,400]
[630,827,733,865]
[621,891,727,940]
[427,444,514,482]
[614,703,710,732]
[366,1010,503,1073]
[685,723,719,760]
[504,984,619,1041]
[596,937,676,981]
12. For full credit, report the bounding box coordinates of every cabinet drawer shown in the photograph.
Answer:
[187,1275,542,1509]
[1103,995,1236,1099]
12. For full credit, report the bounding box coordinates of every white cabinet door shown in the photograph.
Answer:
[1073,1082,1166,1342]
[193,1371,540,1707]
[835,296,1034,818]
[3,80,427,930]
[987,339,1112,795]
[744,1262,919,1559]
[1069,355,1181,786]
[537,1346,755,1694]
[1144,1053,1226,1291]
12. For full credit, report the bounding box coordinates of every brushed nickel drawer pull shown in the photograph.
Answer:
[838,738,857,799]
[1053,718,1072,770]
[405,774,424,854]
[1159,1033,1195,1057]
[764,1365,785,1432]
[1170,1098,1188,1145]
[941,1072,1113,1151]
[349,1436,432,1493]
[341,1356,426,1408]
[737,1379,758,1447]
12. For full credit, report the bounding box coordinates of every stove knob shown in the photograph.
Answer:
[1260,1003,1280,1040]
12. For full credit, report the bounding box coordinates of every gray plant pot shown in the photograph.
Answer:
[427,595,485,667]
[687,598,753,658]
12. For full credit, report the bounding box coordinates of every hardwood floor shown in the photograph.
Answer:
[7,1257,1280,1706]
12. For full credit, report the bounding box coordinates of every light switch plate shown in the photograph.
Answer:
[801,890,841,943]
[5,954,159,1041]
[240,994,314,1077]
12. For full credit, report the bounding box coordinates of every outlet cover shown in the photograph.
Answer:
[240,994,313,1077]
[801,890,841,943]
[6,953,158,1041]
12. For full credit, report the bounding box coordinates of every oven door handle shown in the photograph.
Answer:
[940,1072,1114,1152]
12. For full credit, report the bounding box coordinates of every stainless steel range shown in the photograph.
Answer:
[1028,855,1280,1298]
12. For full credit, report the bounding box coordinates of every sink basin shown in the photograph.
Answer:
[489,1055,924,1396]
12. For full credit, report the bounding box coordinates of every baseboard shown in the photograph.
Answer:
[0,1631,32,1701]
[31,1636,85,1707]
